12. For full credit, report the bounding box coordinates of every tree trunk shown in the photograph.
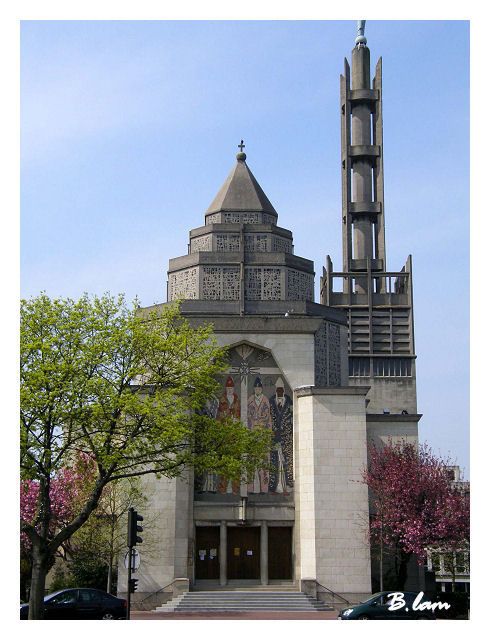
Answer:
[28,544,50,620]
[379,521,384,592]
[396,550,410,590]
[106,516,115,594]
[107,555,114,594]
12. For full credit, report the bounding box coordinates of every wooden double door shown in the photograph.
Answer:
[195,525,293,581]
[227,526,261,579]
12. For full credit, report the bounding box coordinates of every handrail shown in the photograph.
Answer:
[315,581,350,605]
[139,579,185,605]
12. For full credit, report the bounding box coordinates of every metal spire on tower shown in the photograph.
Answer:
[355,20,367,47]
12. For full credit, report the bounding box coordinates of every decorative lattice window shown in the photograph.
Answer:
[190,235,212,253]
[287,269,313,301]
[314,321,329,386]
[328,323,341,386]
[315,321,341,386]
[222,268,240,300]
[202,266,240,300]
[245,267,282,300]
[244,234,269,252]
[216,234,240,252]
[205,213,221,224]
[263,268,282,300]
[223,212,241,223]
[272,236,292,253]
[263,213,277,224]
[241,212,260,223]
[202,267,222,299]
[245,268,262,300]
[169,268,198,300]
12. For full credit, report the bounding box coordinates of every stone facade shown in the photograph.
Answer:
[118,25,421,607]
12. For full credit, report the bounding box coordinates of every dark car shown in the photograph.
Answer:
[338,591,438,620]
[20,588,127,620]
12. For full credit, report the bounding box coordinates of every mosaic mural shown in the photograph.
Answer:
[195,345,294,498]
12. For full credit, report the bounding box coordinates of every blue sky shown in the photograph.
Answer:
[20,20,470,475]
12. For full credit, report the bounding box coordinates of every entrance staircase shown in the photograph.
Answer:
[154,589,333,613]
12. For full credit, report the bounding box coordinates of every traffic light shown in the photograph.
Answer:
[129,578,138,593]
[127,508,144,547]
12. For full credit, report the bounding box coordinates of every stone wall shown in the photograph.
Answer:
[117,472,192,602]
[295,387,371,596]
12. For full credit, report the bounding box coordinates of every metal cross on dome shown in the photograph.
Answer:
[238,140,245,152]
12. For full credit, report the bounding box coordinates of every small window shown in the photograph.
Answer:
[373,358,412,377]
[455,553,466,573]
[349,357,370,377]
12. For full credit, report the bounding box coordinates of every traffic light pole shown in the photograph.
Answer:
[126,508,143,620]
[126,547,133,620]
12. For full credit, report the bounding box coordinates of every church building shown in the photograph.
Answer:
[119,21,421,606]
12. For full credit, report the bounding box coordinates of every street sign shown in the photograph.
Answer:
[124,549,141,571]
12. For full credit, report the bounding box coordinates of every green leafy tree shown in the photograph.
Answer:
[61,477,149,594]
[20,294,271,619]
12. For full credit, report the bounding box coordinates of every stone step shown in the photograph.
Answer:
[173,604,331,609]
[181,593,313,597]
[192,585,299,591]
[184,591,309,596]
[175,600,327,604]
[174,599,321,604]
[172,608,331,612]
[173,599,321,604]
[155,590,333,613]
[174,604,325,607]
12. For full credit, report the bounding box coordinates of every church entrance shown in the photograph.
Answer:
[227,526,260,579]
[268,527,292,580]
[195,526,220,579]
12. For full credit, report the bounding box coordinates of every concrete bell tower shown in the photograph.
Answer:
[341,20,386,291]
[321,21,419,423]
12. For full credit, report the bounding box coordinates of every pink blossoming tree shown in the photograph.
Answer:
[363,440,469,590]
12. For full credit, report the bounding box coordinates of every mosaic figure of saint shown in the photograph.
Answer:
[217,376,241,494]
[247,377,272,493]
[200,397,219,492]
[268,377,294,493]
[217,375,241,420]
